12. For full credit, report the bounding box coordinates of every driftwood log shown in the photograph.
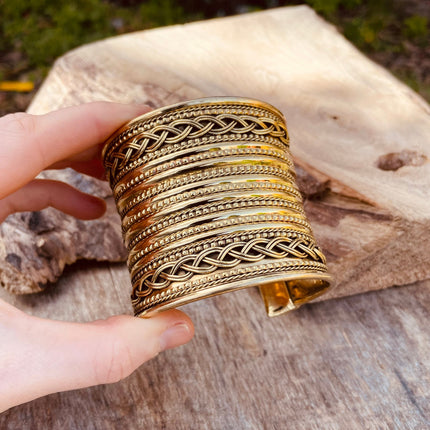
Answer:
[1,6,429,300]
[1,6,430,429]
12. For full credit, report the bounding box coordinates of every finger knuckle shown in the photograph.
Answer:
[93,320,136,385]
[1,113,37,136]
[104,339,134,384]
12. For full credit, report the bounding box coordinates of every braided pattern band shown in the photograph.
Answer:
[133,260,327,314]
[103,103,289,183]
[129,215,313,256]
[105,103,281,157]
[103,97,330,317]
[111,133,293,187]
[128,228,315,270]
[132,235,326,293]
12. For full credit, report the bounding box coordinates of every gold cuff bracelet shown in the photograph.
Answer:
[102,97,331,317]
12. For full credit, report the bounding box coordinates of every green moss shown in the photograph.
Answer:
[305,0,362,17]
[403,15,428,42]
[0,0,199,70]
[0,0,112,67]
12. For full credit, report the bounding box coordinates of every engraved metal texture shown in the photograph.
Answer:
[103,97,330,317]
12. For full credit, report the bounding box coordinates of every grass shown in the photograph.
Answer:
[0,0,428,114]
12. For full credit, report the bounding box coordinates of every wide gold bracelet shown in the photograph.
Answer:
[103,97,331,317]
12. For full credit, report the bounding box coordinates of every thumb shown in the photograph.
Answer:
[1,308,193,411]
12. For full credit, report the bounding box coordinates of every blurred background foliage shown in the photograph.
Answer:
[0,0,428,114]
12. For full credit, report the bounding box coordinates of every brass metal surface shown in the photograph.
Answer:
[103,97,331,317]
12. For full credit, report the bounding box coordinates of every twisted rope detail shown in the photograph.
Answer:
[123,195,305,233]
[104,104,280,159]
[111,133,290,187]
[133,261,327,312]
[114,163,295,202]
[133,236,326,295]
[105,114,289,179]
[128,228,314,269]
[119,180,302,219]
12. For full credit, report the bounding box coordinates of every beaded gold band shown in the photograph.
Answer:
[103,97,331,317]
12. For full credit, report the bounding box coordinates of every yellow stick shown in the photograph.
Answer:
[0,81,35,92]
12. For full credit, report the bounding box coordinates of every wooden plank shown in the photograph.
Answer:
[1,6,429,300]
[1,6,430,427]
[0,262,429,428]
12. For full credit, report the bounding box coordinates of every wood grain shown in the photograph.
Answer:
[0,261,429,429]
[1,6,429,299]
[0,6,430,428]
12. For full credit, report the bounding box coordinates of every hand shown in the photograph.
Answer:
[0,103,194,413]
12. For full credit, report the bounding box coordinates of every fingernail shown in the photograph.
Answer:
[159,322,191,351]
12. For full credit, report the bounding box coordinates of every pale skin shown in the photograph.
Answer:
[0,102,194,413]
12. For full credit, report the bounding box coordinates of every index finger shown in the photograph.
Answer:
[0,102,151,199]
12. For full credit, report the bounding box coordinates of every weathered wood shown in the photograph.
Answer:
[0,170,126,294]
[1,6,430,428]
[1,261,429,429]
[1,6,429,300]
